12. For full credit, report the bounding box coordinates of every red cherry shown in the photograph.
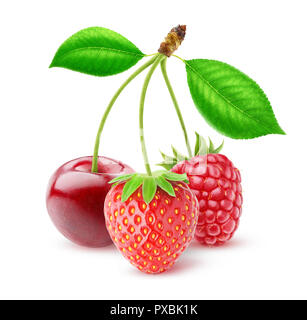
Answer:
[46,156,134,247]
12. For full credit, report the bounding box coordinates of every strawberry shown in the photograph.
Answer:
[159,134,242,246]
[104,171,199,274]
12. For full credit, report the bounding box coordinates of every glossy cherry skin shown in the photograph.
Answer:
[46,156,134,247]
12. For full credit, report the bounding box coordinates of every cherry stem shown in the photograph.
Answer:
[91,55,158,173]
[160,58,192,158]
[139,54,166,176]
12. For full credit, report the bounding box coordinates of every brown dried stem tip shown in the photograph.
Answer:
[158,25,186,57]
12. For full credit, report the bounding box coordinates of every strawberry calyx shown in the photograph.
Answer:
[158,132,224,170]
[109,170,189,204]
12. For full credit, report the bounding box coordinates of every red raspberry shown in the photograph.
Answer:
[104,181,199,274]
[172,153,242,245]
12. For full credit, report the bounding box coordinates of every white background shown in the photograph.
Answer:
[0,0,306,300]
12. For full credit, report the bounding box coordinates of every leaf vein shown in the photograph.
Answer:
[55,46,144,62]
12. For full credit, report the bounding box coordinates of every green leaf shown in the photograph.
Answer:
[160,151,177,163]
[116,171,190,204]
[121,175,143,202]
[156,162,174,171]
[163,172,189,183]
[155,177,175,197]
[50,27,145,76]
[109,173,136,184]
[213,140,224,154]
[159,151,178,170]
[194,132,200,156]
[142,177,157,204]
[185,59,285,139]
[152,170,167,177]
[171,146,187,161]
[195,132,208,156]
[208,138,215,153]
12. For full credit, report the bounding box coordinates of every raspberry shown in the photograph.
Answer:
[172,153,242,245]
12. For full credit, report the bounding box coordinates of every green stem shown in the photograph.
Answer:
[172,54,185,63]
[139,54,166,176]
[160,58,192,157]
[91,55,158,173]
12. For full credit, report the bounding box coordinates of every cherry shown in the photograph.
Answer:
[46,156,134,247]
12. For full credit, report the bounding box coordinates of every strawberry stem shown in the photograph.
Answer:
[160,58,192,158]
[91,55,158,173]
[139,54,166,176]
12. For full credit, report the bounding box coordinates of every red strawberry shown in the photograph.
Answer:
[160,134,242,246]
[104,171,199,274]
